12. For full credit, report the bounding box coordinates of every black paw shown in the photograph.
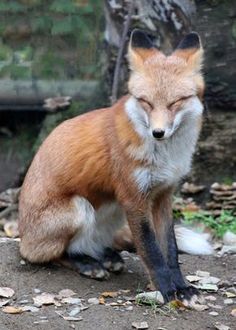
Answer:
[68,253,109,280]
[176,286,204,306]
[102,248,124,273]
[161,287,177,303]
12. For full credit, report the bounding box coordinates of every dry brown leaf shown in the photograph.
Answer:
[101,291,118,298]
[0,287,15,298]
[2,306,23,314]
[4,221,19,238]
[169,299,187,309]
[224,292,236,298]
[99,296,105,305]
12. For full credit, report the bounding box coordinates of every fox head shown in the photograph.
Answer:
[127,29,204,140]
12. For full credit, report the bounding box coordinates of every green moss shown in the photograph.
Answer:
[0,64,31,79]
[0,44,12,61]
[32,51,65,79]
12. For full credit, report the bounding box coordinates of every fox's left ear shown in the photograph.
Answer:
[173,32,203,71]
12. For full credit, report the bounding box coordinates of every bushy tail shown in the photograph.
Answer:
[113,224,213,255]
[174,225,213,255]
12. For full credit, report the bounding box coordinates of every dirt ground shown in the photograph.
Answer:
[0,239,235,330]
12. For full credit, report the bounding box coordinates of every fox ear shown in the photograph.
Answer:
[173,32,203,71]
[128,29,157,70]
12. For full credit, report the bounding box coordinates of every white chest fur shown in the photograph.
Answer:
[125,97,203,192]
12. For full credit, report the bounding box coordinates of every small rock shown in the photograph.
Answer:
[136,291,164,305]
[132,321,149,329]
[223,299,234,305]
[126,306,133,311]
[88,298,99,305]
[209,311,219,316]
[20,260,26,265]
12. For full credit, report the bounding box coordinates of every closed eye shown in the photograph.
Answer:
[136,97,154,111]
[168,95,194,110]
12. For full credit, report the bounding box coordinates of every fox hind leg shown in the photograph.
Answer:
[66,198,125,279]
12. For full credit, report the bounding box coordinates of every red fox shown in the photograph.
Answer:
[19,30,207,304]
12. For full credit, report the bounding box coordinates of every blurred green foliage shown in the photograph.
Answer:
[182,210,236,237]
[0,0,103,80]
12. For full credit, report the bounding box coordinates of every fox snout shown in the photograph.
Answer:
[152,129,165,139]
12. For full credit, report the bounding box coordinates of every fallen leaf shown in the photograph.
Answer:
[68,307,80,317]
[0,287,15,298]
[195,270,210,278]
[99,296,105,305]
[21,305,40,312]
[132,321,149,329]
[101,291,118,298]
[230,308,236,317]
[209,311,219,316]
[199,277,221,285]
[33,293,56,307]
[223,299,234,305]
[4,221,19,238]
[87,298,99,305]
[0,299,10,307]
[63,316,83,322]
[191,304,209,311]
[186,275,202,283]
[57,289,76,299]
[2,306,23,314]
[169,299,187,309]
[225,292,236,298]
[194,283,218,292]
[61,297,81,305]
[205,295,217,301]
[214,322,230,330]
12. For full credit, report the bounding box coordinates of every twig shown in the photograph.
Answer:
[111,0,135,105]
[0,204,18,219]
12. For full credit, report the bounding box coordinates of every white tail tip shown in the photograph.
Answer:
[175,225,214,255]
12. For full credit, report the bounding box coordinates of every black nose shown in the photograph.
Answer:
[152,129,165,139]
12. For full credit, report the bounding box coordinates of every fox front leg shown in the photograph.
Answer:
[125,206,177,303]
[152,192,201,305]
